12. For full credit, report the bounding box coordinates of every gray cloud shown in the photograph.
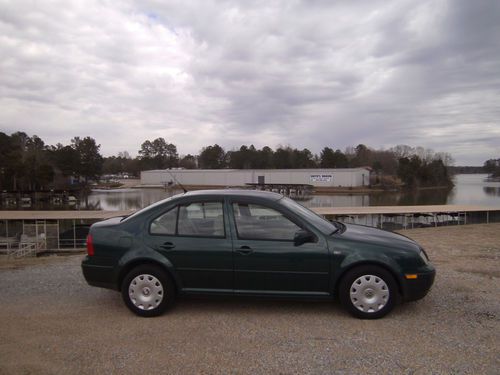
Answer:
[0,0,498,164]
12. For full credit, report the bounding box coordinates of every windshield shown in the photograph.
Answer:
[279,197,338,235]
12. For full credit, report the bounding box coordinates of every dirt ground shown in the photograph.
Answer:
[0,223,499,374]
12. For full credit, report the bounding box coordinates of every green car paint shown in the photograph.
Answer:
[82,189,435,313]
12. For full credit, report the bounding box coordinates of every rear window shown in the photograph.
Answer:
[150,207,177,235]
[149,201,225,238]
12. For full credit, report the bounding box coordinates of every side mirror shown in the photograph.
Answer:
[294,229,315,246]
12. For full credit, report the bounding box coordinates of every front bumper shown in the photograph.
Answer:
[401,266,436,302]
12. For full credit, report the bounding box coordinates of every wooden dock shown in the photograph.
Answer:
[312,204,500,216]
[0,210,134,256]
[312,204,500,229]
[1,205,500,255]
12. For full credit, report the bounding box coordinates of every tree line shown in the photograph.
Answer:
[0,132,103,191]
[125,140,454,188]
[1,131,469,191]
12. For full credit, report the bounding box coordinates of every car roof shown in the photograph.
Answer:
[182,189,284,201]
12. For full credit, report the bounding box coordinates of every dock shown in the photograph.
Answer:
[313,204,500,229]
[1,190,82,209]
[1,205,499,255]
[0,210,134,257]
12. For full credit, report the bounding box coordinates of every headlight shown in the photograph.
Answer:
[419,249,429,264]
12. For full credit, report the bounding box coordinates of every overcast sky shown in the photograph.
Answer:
[1,0,499,165]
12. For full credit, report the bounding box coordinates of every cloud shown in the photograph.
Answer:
[0,0,498,164]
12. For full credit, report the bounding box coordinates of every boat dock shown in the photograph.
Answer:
[314,204,500,230]
[1,205,499,255]
[0,210,134,257]
[1,190,81,209]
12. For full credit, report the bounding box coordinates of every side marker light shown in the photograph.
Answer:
[405,274,418,279]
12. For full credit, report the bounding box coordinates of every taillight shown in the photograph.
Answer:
[86,234,95,256]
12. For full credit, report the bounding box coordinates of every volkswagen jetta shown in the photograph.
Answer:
[82,189,435,319]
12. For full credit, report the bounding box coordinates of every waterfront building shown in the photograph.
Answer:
[140,168,371,188]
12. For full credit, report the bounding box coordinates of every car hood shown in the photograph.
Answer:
[334,223,420,252]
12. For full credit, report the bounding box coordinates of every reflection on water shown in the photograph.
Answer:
[305,195,371,208]
[87,189,183,211]
[304,189,453,208]
[3,174,497,211]
[88,188,454,210]
[83,174,500,211]
[306,188,452,208]
[484,186,500,197]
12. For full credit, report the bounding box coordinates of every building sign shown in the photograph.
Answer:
[310,174,333,183]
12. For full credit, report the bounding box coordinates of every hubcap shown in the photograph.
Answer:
[350,274,389,313]
[129,274,164,310]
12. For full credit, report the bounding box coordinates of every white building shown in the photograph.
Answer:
[140,168,371,188]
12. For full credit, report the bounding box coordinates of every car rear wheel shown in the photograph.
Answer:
[121,265,175,317]
[339,265,400,319]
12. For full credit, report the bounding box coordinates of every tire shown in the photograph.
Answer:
[339,265,400,319]
[121,264,175,317]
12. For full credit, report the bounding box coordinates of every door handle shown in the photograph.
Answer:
[236,245,253,255]
[159,242,175,250]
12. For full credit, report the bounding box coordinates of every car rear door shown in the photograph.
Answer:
[145,199,233,293]
[228,199,330,296]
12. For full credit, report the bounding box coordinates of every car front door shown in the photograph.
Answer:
[145,199,233,293]
[229,200,330,296]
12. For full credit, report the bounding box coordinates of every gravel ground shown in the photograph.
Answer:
[1,223,499,374]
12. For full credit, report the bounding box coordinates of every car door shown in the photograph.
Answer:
[229,199,330,296]
[145,199,233,293]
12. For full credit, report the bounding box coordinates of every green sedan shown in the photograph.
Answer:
[82,189,435,319]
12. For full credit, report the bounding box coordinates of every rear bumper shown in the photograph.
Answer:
[81,258,117,290]
[402,266,436,302]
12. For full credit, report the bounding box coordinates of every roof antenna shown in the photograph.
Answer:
[166,169,188,193]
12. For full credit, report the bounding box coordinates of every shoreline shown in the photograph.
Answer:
[133,183,453,195]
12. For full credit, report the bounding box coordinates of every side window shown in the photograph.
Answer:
[178,202,225,237]
[232,203,301,241]
[150,207,177,235]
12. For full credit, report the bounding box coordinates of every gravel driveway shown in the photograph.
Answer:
[1,223,499,374]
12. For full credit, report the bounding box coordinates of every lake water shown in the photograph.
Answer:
[86,174,500,211]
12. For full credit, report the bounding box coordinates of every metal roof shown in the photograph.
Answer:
[142,168,371,173]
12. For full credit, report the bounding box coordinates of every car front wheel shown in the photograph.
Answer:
[339,265,400,319]
[121,265,175,317]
